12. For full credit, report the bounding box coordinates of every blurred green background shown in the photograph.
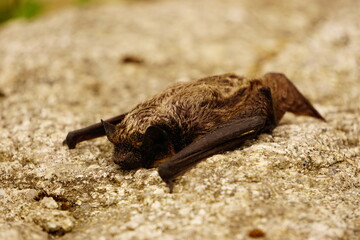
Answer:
[0,0,138,24]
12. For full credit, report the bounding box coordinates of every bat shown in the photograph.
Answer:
[63,73,325,192]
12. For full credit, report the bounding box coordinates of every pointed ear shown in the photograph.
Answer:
[101,119,116,143]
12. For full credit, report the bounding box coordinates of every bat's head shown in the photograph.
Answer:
[102,120,173,170]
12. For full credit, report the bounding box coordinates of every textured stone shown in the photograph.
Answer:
[0,0,359,239]
[30,209,75,234]
[0,222,47,240]
[40,197,59,209]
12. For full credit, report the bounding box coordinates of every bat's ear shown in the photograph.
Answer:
[101,119,116,143]
[142,125,171,167]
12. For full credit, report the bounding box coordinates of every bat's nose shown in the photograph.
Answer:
[113,152,143,170]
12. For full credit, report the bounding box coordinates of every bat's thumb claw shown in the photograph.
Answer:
[63,132,77,149]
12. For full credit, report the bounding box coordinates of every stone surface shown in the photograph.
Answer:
[40,197,59,209]
[0,222,47,240]
[0,0,359,239]
[30,209,75,234]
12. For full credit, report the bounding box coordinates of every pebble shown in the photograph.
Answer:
[40,197,59,209]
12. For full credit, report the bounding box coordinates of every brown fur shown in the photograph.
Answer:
[112,74,261,150]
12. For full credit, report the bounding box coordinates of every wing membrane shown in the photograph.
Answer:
[158,116,266,192]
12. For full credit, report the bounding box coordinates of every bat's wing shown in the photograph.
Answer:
[158,86,276,192]
[262,73,325,122]
[158,116,267,192]
[63,113,127,149]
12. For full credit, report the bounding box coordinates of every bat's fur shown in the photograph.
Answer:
[111,74,250,153]
[64,72,325,191]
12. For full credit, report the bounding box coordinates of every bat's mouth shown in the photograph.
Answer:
[113,151,143,170]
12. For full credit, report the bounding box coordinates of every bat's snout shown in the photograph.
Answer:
[113,151,143,170]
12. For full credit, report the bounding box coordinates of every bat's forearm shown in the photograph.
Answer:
[158,116,266,192]
[63,113,127,149]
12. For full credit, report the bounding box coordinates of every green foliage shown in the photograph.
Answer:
[0,0,140,25]
[13,0,43,19]
[0,9,12,23]
[0,0,43,23]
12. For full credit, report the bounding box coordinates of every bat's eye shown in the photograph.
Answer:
[113,148,143,170]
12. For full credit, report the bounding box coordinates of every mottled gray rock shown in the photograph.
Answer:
[40,197,59,209]
[0,222,47,240]
[30,209,75,234]
[0,0,359,239]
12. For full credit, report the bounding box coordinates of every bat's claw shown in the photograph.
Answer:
[166,180,174,193]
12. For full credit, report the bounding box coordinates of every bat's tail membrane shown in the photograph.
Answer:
[262,73,326,122]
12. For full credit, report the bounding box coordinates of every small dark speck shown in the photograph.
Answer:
[0,90,5,98]
[248,228,266,238]
[121,55,145,65]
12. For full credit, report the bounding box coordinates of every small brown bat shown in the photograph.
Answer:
[63,73,325,192]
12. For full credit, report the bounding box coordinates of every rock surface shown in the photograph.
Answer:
[0,0,359,239]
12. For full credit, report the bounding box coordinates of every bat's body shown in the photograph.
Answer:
[64,73,325,192]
